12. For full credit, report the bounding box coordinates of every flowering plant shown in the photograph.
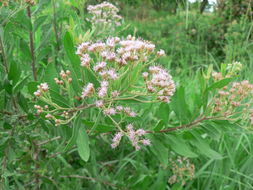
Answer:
[1,1,253,189]
[34,34,175,150]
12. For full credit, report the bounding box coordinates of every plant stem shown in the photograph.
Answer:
[27,6,37,81]
[32,140,40,190]
[52,0,60,64]
[36,136,61,146]
[0,35,8,73]
[147,116,223,133]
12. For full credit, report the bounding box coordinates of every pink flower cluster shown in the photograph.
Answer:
[76,35,160,68]
[213,80,253,118]
[81,83,95,98]
[111,124,150,150]
[111,132,123,148]
[98,80,108,98]
[34,83,49,97]
[102,106,137,117]
[87,1,122,26]
[143,66,176,102]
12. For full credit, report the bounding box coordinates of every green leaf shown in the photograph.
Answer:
[149,169,167,190]
[17,93,29,113]
[36,47,51,63]
[0,90,5,110]
[200,122,222,141]
[207,78,233,91]
[63,31,82,92]
[13,75,29,94]
[153,120,165,131]
[149,136,168,167]
[165,134,198,158]
[20,40,32,61]
[64,115,82,152]
[34,16,47,32]
[44,63,58,91]
[50,89,70,108]
[12,10,32,31]
[156,103,170,124]
[170,86,192,123]
[77,127,90,162]
[27,81,40,96]
[8,61,20,85]
[83,120,115,133]
[190,131,222,159]
[4,79,12,95]
[3,122,12,129]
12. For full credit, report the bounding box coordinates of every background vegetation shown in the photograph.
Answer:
[1,0,253,189]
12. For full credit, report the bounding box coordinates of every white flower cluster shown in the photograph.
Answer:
[87,1,122,27]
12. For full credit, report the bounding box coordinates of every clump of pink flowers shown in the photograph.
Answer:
[81,83,95,98]
[213,80,253,114]
[143,66,176,103]
[35,32,175,149]
[111,124,150,150]
[87,1,122,29]
[76,35,174,111]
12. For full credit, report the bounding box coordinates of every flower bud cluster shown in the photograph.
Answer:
[111,124,150,150]
[87,1,122,27]
[168,156,195,186]
[54,70,72,85]
[34,104,67,126]
[34,105,48,114]
[213,80,253,116]
[34,83,49,97]
[34,105,43,114]
[143,66,176,102]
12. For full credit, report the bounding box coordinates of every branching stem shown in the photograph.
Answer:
[27,6,37,81]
